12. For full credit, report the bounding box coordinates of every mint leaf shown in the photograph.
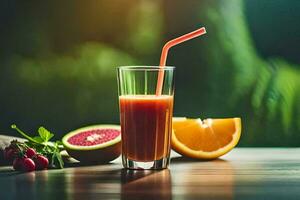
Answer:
[56,141,63,145]
[51,151,64,169]
[32,136,44,143]
[55,140,64,150]
[38,127,54,142]
[55,152,64,169]
[49,141,64,169]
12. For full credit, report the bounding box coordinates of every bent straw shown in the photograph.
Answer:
[156,27,207,95]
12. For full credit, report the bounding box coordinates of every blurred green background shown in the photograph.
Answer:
[0,0,299,146]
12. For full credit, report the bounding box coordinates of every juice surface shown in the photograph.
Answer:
[119,95,173,162]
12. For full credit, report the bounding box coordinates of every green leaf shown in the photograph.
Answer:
[55,152,64,169]
[55,140,63,145]
[55,140,64,150]
[51,152,56,167]
[32,136,44,143]
[38,127,54,142]
[51,151,64,169]
[43,141,56,148]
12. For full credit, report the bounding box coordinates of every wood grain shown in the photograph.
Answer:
[1,148,300,199]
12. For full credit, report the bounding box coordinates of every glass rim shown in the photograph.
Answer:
[117,66,175,71]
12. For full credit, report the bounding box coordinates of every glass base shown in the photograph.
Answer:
[122,155,170,170]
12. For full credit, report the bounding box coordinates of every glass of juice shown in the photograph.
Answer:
[117,66,175,170]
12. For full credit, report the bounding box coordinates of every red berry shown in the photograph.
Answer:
[21,158,35,172]
[26,148,36,158]
[3,147,10,159]
[33,155,49,170]
[4,147,16,162]
[13,157,24,171]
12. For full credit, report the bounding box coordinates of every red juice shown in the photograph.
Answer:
[119,95,173,162]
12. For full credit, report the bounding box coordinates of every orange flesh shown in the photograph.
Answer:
[172,118,241,159]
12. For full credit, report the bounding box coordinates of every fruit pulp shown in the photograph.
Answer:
[172,117,241,159]
[119,95,173,162]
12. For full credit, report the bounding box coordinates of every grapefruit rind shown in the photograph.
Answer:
[172,118,241,159]
[62,124,121,151]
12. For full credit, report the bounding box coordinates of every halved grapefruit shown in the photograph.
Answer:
[62,125,121,163]
[172,117,241,159]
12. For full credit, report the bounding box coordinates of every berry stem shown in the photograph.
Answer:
[11,124,40,144]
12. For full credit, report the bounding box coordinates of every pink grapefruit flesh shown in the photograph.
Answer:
[62,125,121,163]
[67,129,120,146]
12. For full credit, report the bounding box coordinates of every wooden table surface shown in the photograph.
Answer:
[1,148,300,200]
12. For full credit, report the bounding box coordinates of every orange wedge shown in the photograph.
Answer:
[172,117,241,159]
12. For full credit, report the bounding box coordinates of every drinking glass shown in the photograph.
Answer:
[117,66,175,169]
